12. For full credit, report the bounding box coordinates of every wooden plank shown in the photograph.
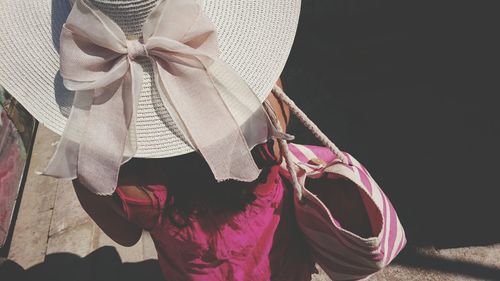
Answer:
[7,210,52,268]
[7,125,59,268]
[46,219,94,257]
[142,231,158,260]
[49,180,89,236]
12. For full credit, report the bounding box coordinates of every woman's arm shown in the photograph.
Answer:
[72,179,143,247]
[267,79,290,160]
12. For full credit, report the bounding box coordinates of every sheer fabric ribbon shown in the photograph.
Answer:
[42,0,273,195]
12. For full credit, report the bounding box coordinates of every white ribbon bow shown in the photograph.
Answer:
[42,0,272,195]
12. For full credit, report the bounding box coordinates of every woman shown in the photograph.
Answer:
[72,80,376,281]
[1,0,405,279]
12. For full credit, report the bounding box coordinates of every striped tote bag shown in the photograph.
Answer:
[268,86,406,280]
[279,143,406,280]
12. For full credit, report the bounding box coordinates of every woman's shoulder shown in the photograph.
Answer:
[114,183,167,230]
[116,184,167,201]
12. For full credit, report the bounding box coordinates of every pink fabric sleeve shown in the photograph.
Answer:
[115,185,167,231]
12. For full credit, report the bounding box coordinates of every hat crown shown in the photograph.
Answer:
[88,0,160,37]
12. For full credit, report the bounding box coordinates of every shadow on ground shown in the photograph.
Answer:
[283,0,500,248]
[395,247,500,280]
[2,246,499,281]
[0,247,163,281]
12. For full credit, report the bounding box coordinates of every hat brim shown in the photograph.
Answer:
[0,0,301,158]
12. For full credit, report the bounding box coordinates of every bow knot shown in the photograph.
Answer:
[126,39,149,60]
[42,0,273,195]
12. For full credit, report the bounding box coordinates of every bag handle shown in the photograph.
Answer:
[264,85,348,202]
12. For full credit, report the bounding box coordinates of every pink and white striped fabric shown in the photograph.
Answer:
[279,143,406,281]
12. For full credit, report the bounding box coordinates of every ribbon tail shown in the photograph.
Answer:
[122,62,142,163]
[153,55,270,183]
[206,59,275,181]
[76,70,136,195]
[207,59,273,152]
[41,90,93,180]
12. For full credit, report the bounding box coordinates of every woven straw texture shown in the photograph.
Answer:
[0,0,301,157]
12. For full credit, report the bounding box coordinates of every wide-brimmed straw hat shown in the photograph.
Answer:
[0,0,301,194]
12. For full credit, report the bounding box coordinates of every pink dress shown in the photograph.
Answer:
[116,165,318,281]
[115,143,406,281]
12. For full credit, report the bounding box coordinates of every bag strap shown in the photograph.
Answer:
[263,85,348,202]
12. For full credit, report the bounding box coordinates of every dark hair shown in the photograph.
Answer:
[161,141,277,228]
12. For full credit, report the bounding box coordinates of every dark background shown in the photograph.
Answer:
[282,0,499,248]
